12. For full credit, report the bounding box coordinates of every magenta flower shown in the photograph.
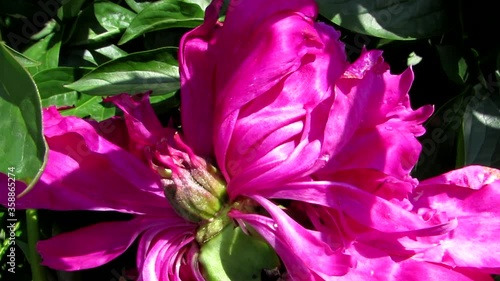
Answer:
[1,101,203,279]
[225,28,500,279]
[3,0,369,278]
[1,0,499,280]
[178,0,442,278]
[250,166,500,280]
[1,87,349,280]
[180,0,434,198]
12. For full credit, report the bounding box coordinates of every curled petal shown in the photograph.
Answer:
[314,168,418,202]
[316,51,433,181]
[1,108,168,214]
[184,243,205,281]
[305,204,457,259]
[231,195,354,279]
[178,0,223,157]
[89,116,129,149]
[218,20,347,197]
[418,165,500,189]
[137,224,197,281]
[37,218,166,270]
[105,93,172,153]
[255,181,434,232]
[411,166,500,273]
[338,243,494,281]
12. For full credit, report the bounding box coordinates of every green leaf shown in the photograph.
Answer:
[143,29,187,50]
[57,47,98,68]
[461,85,500,168]
[0,43,47,192]
[187,0,211,10]
[30,19,58,41]
[61,94,116,121]
[57,0,87,21]
[124,0,209,13]
[317,0,449,40]
[66,47,180,96]
[150,91,178,105]
[33,67,91,107]
[92,44,128,60]
[436,45,469,85]
[68,2,136,46]
[199,225,280,281]
[42,92,79,108]
[79,45,129,66]
[119,0,205,45]
[150,90,180,115]
[407,51,422,66]
[124,0,160,13]
[23,32,62,75]
[2,44,41,68]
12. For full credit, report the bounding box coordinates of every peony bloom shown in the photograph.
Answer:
[1,87,351,280]
[3,0,370,278]
[2,0,499,280]
[227,25,500,279]
[1,99,204,279]
[179,0,433,200]
[251,167,500,280]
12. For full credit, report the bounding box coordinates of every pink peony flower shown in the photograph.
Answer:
[1,99,204,280]
[225,29,500,279]
[2,0,499,280]
[248,167,500,280]
[179,0,433,199]
[5,0,371,278]
[1,86,352,280]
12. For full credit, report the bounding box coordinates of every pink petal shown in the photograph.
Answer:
[216,22,348,197]
[419,165,500,189]
[231,211,320,281]
[105,93,171,153]
[183,244,205,281]
[178,0,223,158]
[1,108,168,214]
[338,243,493,281]
[255,181,431,232]
[215,17,347,182]
[89,116,129,149]
[232,195,355,279]
[37,217,168,270]
[180,0,352,186]
[314,168,418,202]
[137,225,196,281]
[315,51,433,182]
[411,166,500,273]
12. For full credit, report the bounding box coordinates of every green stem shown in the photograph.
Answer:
[26,209,47,281]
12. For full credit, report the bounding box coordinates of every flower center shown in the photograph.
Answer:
[149,133,231,244]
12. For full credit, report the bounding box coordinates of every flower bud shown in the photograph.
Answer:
[162,167,225,223]
[153,133,230,238]
[190,164,227,201]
